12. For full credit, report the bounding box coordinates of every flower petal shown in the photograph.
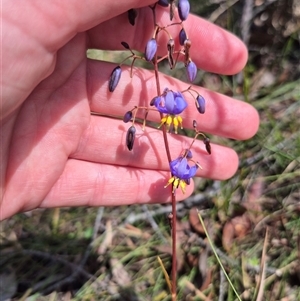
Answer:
[173,92,187,114]
[165,91,175,112]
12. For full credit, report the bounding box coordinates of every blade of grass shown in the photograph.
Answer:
[196,209,242,301]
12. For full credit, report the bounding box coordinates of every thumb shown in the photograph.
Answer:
[2,0,157,118]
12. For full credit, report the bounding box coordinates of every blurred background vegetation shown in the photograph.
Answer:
[1,1,299,300]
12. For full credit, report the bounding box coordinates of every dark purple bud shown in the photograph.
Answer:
[178,0,190,21]
[196,95,206,114]
[121,41,130,49]
[157,0,169,7]
[204,137,211,155]
[109,66,122,92]
[145,38,157,62]
[184,149,193,159]
[123,111,133,123]
[128,9,138,26]
[179,28,187,46]
[150,96,161,106]
[126,126,136,151]
[186,61,197,82]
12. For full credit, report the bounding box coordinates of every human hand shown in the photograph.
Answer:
[0,0,259,220]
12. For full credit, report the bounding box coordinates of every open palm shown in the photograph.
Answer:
[1,0,259,220]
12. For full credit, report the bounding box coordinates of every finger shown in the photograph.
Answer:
[72,116,239,180]
[87,60,259,140]
[4,0,157,50]
[88,6,248,74]
[2,0,157,117]
[40,159,195,209]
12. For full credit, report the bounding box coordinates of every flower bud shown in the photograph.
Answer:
[123,111,133,123]
[184,149,193,159]
[196,95,205,114]
[108,66,122,92]
[157,0,169,7]
[126,126,136,151]
[179,28,187,46]
[150,96,161,106]
[186,61,197,82]
[128,9,137,26]
[121,41,130,49]
[178,0,190,21]
[203,137,211,154]
[145,38,157,62]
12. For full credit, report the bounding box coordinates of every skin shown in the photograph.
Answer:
[0,0,259,220]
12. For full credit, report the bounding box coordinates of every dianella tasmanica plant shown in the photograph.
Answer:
[108,1,210,299]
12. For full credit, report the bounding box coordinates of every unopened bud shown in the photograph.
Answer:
[157,0,169,7]
[121,41,130,49]
[204,137,211,154]
[145,38,157,62]
[186,61,197,82]
[178,0,190,21]
[179,28,187,46]
[108,66,122,92]
[123,111,133,123]
[126,126,136,151]
[128,9,138,26]
[196,95,205,114]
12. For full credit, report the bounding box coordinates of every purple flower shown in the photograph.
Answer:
[179,28,187,46]
[170,157,198,179]
[178,0,190,21]
[154,90,187,115]
[153,90,188,133]
[186,61,197,82]
[196,95,205,114]
[145,38,157,62]
[108,66,122,92]
[157,0,169,7]
[165,156,199,193]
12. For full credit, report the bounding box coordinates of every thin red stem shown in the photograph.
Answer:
[150,6,177,300]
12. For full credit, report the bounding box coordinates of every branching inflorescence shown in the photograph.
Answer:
[108,0,210,195]
[107,1,210,298]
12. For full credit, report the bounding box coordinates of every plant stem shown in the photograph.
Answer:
[151,5,177,299]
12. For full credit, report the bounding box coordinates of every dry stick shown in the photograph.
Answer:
[255,227,269,301]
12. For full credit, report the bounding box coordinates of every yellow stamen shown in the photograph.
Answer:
[179,180,187,194]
